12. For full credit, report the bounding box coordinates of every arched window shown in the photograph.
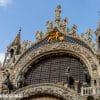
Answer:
[24,53,89,87]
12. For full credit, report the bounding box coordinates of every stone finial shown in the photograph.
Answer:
[55,5,61,27]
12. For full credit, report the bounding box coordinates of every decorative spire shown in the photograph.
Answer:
[11,28,21,46]
[55,5,61,27]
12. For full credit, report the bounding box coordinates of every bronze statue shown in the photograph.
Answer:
[65,66,70,81]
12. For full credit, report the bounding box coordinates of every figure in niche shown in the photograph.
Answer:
[84,70,91,86]
[46,20,53,32]
[17,73,25,88]
[21,40,28,53]
[85,29,93,42]
[60,17,68,31]
[35,31,43,42]
[2,70,13,93]
[70,24,78,36]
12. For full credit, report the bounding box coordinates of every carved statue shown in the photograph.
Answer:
[84,70,91,85]
[65,66,70,81]
[35,31,43,41]
[21,40,28,53]
[2,70,13,93]
[55,5,61,27]
[46,20,53,32]
[17,73,25,88]
[80,33,84,39]
[48,31,64,42]
[27,40,32,48]
[85,29,93,42]
[70,24,77,36]
[60,17,68,30]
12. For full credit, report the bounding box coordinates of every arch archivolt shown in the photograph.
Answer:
[13,83,83,100]
[11,42,99,83]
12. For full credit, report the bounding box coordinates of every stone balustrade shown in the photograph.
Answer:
[81,86,100,96]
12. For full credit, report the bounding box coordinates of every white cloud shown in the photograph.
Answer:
[0,0,12,7]
[0,53,5,64]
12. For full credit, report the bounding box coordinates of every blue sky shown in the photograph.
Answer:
[0,0,100,62]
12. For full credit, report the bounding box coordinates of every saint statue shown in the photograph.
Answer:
[65,66,70,81]
[21,40,28,53]
[55,5,61,20]
[46,20,53,32]
[35,31,43,41]
[55,5,61,27]
[70,24,77,36]
[85,29,93,42]
[84,70,91,85]
[60,17,68,30]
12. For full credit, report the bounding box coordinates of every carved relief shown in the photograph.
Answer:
[48,31,64,42]
[14,83,83,100]
[9,42,99,85]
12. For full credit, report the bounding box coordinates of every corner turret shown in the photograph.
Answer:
[3,28,21,67]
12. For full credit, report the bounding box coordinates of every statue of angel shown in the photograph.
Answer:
[46,20,53,32]
[70,24,78,35]
[60,17,68,30]
[21,40,28,53]
[85,29,93,41]
[35,31,43,41]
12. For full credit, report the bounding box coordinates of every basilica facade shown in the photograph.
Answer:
[0,5,100,100]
